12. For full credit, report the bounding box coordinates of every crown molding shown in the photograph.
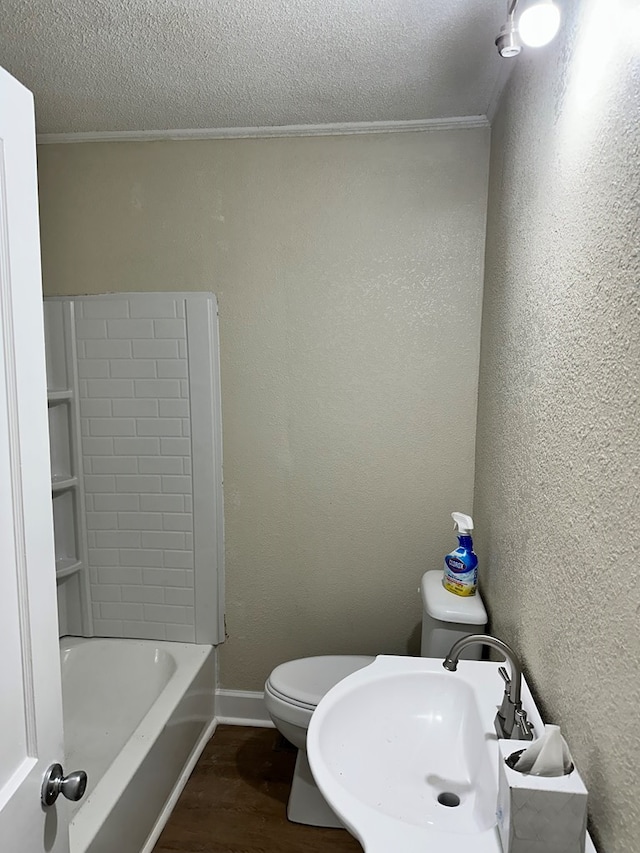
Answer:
[37,116,489,145]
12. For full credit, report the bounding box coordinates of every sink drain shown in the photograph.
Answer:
[437,792,461,807]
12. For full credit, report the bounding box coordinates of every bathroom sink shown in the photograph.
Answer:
[307,655,564,853]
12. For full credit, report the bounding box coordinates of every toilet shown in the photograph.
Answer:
[264,570,488,827]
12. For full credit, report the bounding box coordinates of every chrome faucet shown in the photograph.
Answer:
[442,634,534,741]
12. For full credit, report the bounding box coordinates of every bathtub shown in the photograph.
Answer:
[60,638,216,853]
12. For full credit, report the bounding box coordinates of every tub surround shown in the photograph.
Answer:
[46,293,224,645]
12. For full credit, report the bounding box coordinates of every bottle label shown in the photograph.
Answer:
[443,554,477,596]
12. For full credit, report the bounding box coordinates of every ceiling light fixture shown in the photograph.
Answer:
[495,0,561,58]
[495,1,522,58]
[519,0,561,47]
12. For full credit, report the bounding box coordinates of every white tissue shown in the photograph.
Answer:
[513,724,573,776]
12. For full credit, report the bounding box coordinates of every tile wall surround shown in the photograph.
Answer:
[47,293,224,644]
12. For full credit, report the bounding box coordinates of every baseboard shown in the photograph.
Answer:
[215,688,274,727]
[139,716,218,853]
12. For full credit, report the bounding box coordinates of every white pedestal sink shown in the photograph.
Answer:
[307,655,596,853]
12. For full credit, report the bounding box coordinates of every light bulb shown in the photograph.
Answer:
[496,19,522,58]
[519,1,561,48]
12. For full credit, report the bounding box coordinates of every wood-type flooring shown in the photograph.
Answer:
[152,725,363,852]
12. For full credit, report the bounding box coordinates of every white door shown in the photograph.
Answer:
[0,67,70,853]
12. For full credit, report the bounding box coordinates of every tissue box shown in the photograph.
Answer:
[496,739,588,853]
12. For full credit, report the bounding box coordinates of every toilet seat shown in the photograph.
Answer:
[266,682,316,711]
[266,655,375,709]
[264,682,315,729]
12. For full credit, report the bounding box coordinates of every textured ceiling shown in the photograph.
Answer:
[0,0,505,134]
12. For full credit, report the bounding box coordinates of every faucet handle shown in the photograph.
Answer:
[514,707,534,741]
[498,666,511,690]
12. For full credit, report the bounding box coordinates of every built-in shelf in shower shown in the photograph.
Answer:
[47,389,73,404]
[51,475,79,493]
[55,558,83,580]
[44,298,93,637]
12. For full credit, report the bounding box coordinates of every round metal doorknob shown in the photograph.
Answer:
[41,763,88,807]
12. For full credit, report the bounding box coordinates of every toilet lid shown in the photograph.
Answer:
[267,655,375,708]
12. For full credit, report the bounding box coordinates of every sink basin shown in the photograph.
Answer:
[307,655,594,853]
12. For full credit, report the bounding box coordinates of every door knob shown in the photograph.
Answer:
[41,763,88,807]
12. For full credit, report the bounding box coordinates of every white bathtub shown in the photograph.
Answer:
[60,638,216,853]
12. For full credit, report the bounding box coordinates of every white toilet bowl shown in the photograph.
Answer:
[264,654,374,827]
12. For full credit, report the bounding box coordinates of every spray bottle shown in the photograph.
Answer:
[442,512,478,597]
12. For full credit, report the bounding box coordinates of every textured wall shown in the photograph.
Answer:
[474,1,639,851]
[37,130,490,688]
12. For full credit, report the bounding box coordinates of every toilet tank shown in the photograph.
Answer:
[420,570,487,660]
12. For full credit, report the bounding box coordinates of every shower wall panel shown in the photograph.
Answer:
[47,293,224,645]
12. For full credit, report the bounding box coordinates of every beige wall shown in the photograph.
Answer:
[38,130,490,688]
[475,1,639,851]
